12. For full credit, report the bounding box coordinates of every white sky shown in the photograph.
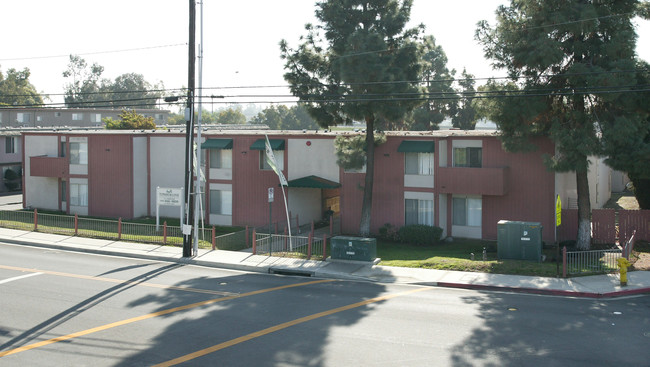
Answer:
[1,0,649,107]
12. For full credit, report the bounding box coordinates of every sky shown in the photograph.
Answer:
[2,0,649,109]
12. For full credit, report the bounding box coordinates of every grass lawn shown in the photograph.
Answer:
[377,238,561,277]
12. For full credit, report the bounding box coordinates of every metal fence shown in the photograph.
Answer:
[563,247,622,276]
[0,209,249,251]
[253,232,327,260]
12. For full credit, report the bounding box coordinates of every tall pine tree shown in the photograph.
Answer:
[280,0,425,236]
[477,0,644,250]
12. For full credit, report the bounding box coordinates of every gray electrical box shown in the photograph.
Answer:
[330,236,377,262]
[497,220,543,262]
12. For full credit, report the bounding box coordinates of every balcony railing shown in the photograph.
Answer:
[30,156,68,178]
[437,166,508,196]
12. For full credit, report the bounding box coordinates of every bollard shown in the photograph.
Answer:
[482,247,487,261]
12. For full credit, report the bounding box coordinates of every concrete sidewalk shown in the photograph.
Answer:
[1,227,649,298]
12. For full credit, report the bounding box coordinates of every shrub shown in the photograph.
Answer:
[4,168,21,191]
[398,224,443,246]
[378,223,399,241]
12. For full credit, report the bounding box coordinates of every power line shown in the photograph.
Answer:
[0,43,188,62]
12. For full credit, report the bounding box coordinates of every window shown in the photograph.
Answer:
[405,199,434,226]
[453,147,482,167]
[55,112,62,117]
[210,149,232,169]
[70,183,88,207]
[156,113,164,121]
[16,113,31,123]
[61,181,67,202]
[70,142,88,164]
[405,153,433,175]
[5,137,15,154]
[72,113,83,121]
[90,113,101,123]
[210,189,232,215]
[37,115,43,122]
[260,150,283,170]
[60,142,67,158]
[452,197,482,226]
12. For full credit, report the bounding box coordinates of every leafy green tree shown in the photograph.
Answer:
[250,104,320,130]
[281,0,425,236]
[0,67,44,107]
[451,69,478,130]
[599,61,650,209]
[63,55,107,107]
[215,108,246,124]
[104,109,156,130]
[63,55,163,109]
[476,0,644,249]
[410,35,456,131]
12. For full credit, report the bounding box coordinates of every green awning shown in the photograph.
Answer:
[397,140,435,153]
[201,138,233,149]
[250,139,285,150]
[287,175,341,189]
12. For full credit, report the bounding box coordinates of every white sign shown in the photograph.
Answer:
[268,187,274,203]
[157,188,183,206]
[156,187,184,230]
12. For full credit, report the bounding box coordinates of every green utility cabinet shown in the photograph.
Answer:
[497,220,543,262]
[330,236,377,262]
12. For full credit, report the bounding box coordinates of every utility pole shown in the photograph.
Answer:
[182,0,196,258]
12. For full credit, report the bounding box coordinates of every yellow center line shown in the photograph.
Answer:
[153,287,431,367]
[0,266,335,358]
[0,264,238,297]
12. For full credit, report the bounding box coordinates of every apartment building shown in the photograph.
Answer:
[22,129,607,241]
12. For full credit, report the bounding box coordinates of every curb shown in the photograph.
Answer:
[435,281,650,298]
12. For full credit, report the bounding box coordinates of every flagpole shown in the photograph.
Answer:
[265,135,293,251]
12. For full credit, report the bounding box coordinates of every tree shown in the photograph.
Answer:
[0,67,44,107]
[410,35,456,131]
[63,55,163,109]
[281,0,425,236]
[250,104,320,130]
[215,108,246,124]
[451,69,478,130]
[104,109,156,130]
[599,61,650,209]
[476,0,643,250]
[63,55,107,108]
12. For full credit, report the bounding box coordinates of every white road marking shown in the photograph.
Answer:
[0,272,43,285]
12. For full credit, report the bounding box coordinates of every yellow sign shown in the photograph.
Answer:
[556,195,562,227]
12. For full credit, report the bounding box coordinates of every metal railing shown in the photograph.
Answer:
[562,247,622,276]
[0,209,249,251]
[253,231,328,260]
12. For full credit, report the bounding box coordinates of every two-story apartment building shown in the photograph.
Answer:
[22,129,608,241]
[0,108,169,128]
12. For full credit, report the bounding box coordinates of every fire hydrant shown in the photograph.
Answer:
[617,257,631,286]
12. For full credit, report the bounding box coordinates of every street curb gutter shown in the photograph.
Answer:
[435,282,650,298]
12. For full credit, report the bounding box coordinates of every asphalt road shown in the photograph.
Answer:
[1,243,649,366]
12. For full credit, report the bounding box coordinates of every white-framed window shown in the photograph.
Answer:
[210,189,232,215]
[156,113,165,121]
[452,196,482,227]
[72,113,83,121]
[90,113,102,123]
[260,150,284,170]
[70,183,88,207]
[405,152,433,175]
[16,113,31,123]
[453,147,482,168]
[5,137,16,154]
[405,198,434,226]
[36,115,43,122]
[70,142,88,164]
[210,149,232,169]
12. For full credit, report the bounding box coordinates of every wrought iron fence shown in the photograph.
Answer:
[0,209,249,251]
[563,247,622,276]
[253,232,327,260]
